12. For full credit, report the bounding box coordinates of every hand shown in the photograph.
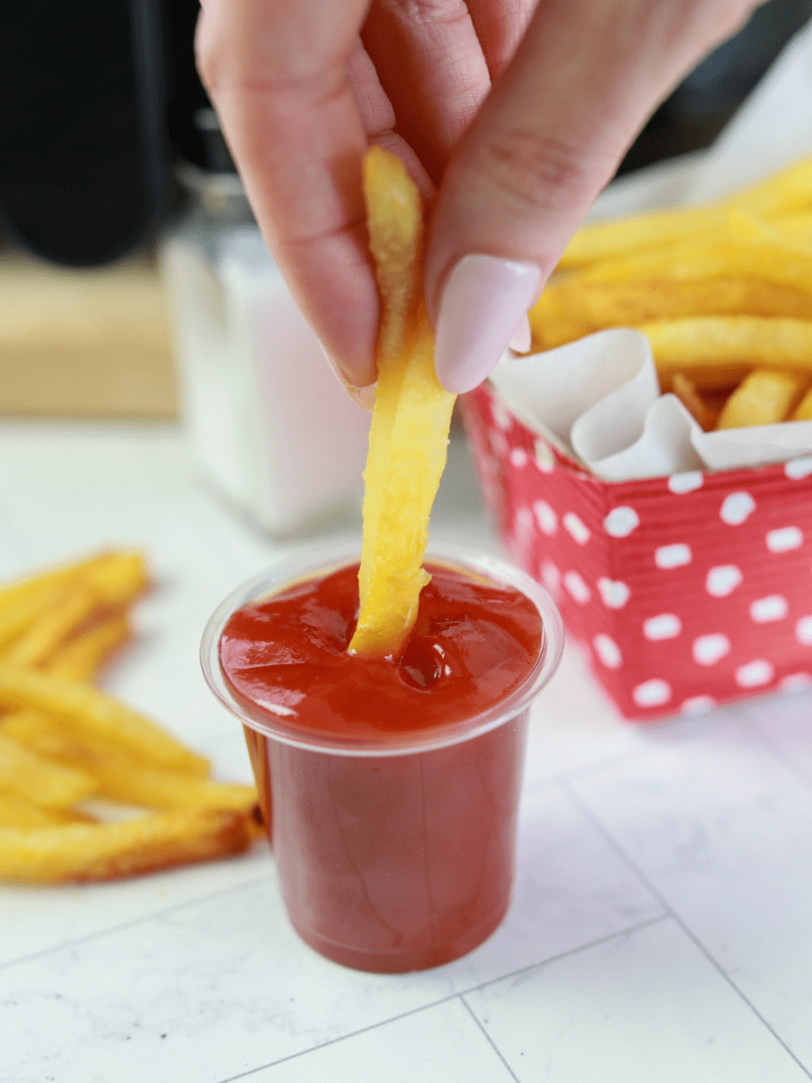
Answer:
[197,0,762,400]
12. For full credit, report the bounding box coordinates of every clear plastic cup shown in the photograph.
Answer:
[201,542,563,973]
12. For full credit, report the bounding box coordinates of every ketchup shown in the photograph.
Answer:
[219,562,542,741]
[219,561,544,973]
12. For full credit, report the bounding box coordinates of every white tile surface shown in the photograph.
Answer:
[570,714,812,1070]
[226,998,516,1083]
[2,421,812,1082]
[465,918,809,1083]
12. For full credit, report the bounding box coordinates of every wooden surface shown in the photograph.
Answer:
[0,252,178,418]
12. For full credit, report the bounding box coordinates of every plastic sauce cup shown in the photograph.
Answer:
[201,543,563,973]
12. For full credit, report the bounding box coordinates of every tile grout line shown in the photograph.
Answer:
[459,994,521,1082]
[0,871,274,974]
[211,915,671,1083]
[563,779,812,1082]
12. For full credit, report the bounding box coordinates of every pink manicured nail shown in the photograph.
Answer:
[509,315,532,354]
[434,256,541,394]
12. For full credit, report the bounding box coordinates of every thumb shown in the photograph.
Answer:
[425,0,757,394]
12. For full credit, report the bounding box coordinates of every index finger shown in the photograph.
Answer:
[196,0,378,389]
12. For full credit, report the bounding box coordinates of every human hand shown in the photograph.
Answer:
[197,0,762,401]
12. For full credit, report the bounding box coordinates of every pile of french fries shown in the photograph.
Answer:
[529,155,812,431]
[0,550,260,884]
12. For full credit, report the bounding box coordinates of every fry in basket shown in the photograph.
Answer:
[671,374,718,432]
[529,277,812,351]
[792,387,812,421]
[638,316,812,384]
[0,809,254,884]
[558,153,812,267]
[717,370,805,430]
[349,147,456,657]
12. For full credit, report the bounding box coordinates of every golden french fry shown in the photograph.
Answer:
[1,713,256,812]
[349,147,456,657]
[3,582,99,667]
[770,211,812,250]
[45,612,130,681]
[0,732,96,808]
[792,387,812,421]
[0,790,95,828]
[0,808,254,884]
[529,277,812,351]
[671,374,718,431]
[638,317,812,381]
[558,155,812,267]
[0,666,209,775]
[717,370,804,429]
[90,763,258,813]
[83,550,148,607]
[576,240,812,297]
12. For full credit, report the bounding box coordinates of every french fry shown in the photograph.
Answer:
[349,147,456,657]
[0,732,96,808]
[2,582,99,667]
[717,370,804,429]
[792,387,812,421]
[529,277,812,351]
[0,808,254,884]
[0,713,256,812]
[671,374,718,431]
[45,611,131,681]
[0,791,95,829]
[576,240,812,296]
[0,666,210,775]
[558,154,812,267]
[638,316,812,383]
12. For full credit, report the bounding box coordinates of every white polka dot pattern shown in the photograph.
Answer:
[466,382,812,722]
[593,634,622,669]
[785,456,812,479]
[563,571,591,604]
[668,471,703,494]
[533,500,558,535]
[749,595,788,623]
[597,578,631,609]
[735,659,774,688]
[633,679,672,707]
[705,565,743,598]
[720,492,756,525]
[643,614,681,640]
[603,506,639,537]
[655,543,691,569]
[563,512,590,545]
[766,526,803,553]
[693,634,731,666]
[681,695,717,715]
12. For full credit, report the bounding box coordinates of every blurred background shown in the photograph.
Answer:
[0,0,809,528]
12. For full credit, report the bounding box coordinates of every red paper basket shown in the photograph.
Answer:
[462,383,812,720]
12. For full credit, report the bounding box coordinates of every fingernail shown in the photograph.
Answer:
[509,315,532,354]
[319,342,376,410]
[434,255,541,394]
[347,382,376,410]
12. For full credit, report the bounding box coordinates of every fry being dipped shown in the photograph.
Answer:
[349,147,456,657]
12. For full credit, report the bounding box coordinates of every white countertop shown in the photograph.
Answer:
[2,419,812,1083]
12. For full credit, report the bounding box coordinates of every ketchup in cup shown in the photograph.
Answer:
[202,543,562,973]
